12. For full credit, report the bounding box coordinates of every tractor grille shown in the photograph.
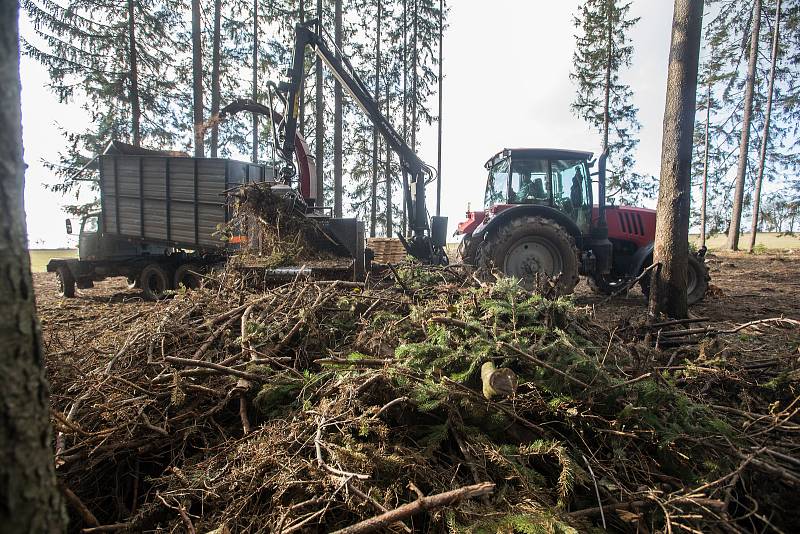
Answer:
[618,211,645,236]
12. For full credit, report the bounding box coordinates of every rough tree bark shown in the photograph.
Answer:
[0,1,65,529]
[333,0,343,217]
[191,0,204,157]
[252,0,259,163]
[315,0,324,204]
[748,0,781,253]
[410,0,418,152]
[210,0,222,157]
[726,0,761,250]
[126,0,140,146]
[649,0,704,319]
[700,82,710,249]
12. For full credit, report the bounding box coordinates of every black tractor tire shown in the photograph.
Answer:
[457,235,479,266]
[139,264,172,301]
[174,263,202,290]
[639,254,710,305]
[477,215,580,295]
[56,266,76,298]
[126,277,140,290]
[587,273,628,296]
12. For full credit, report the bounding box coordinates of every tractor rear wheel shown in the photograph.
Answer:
[639,254,709,305]
[478,215,580,295]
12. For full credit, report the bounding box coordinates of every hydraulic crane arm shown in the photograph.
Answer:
[278,19,447,264]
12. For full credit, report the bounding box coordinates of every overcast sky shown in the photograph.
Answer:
[20,0,677,248]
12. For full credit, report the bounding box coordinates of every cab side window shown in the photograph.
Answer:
[82,215,99,234]
[551,160,591,229]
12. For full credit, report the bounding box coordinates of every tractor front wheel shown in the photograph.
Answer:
[478,215,580,295]
[639,254,709,305]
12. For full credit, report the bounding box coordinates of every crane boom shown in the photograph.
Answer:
[278,19,447,264]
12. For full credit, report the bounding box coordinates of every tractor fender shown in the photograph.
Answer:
[628,242,655,277]
[471,205,583,243]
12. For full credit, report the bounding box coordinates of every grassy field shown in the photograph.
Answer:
[690,232,800,251]
[29,249,77,273]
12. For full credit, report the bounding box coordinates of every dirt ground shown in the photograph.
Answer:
[34,249,800,362]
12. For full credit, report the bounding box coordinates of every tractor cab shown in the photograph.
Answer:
[482,148,594,232]
[457,148,598,241]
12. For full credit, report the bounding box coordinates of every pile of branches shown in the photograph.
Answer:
[225,183,336,268]
[44,265,800,533]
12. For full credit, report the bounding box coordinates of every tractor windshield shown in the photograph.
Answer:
[484,158,509,207]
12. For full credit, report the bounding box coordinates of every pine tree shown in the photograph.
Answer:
[23,0,186,207]
[748,0,783,252]
[334,0,343,217]
[650,0,704,319]
[210,0,222,157]
[727,0,762,250]
[192,0,204,157]
[571,0,650,204]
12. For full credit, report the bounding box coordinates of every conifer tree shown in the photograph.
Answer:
[571,0,650,203]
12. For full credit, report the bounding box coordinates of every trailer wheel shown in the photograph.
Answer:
[56,266,76,298]
[140,264,171,301]
[639,254,710,305]
[478,215,580,295]
[174,263,201,290]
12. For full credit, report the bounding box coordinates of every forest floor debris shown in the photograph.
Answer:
[34,250,800,533]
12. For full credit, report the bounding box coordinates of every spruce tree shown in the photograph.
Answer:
[571,0,650,204]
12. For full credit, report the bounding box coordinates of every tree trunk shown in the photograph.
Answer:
[649,0,704,319]
[401,0,408,234]
[298,0,306,135]
[0,2,65,529]
[436,0,443,216]
[333,0,343,218]
[192,0,204,157]
[210,0,222,157]
[315,0,324,205]
[252,0,259,163]
[126,0,141,146]
[370,1,381,237]
[411,0,418,152]
[726,0,761,250]
[700,82,710,249]
[602,0,612,151]
[748,0,781,253]
[385,83,393,237]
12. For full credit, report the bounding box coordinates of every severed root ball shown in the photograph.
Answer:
[481,361,518,399]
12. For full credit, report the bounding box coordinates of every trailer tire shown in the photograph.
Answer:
[56,266,76,298]
[174,263,201,290]
[140,264,171,301]
[639,254,710,305]
[478,215,580,295]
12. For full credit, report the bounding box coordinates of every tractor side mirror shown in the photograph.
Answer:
[65,219,73,235]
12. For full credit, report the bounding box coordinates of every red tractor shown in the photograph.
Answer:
[456,148,709,304]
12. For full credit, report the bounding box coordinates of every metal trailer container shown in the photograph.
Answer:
[99,154,272,250]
